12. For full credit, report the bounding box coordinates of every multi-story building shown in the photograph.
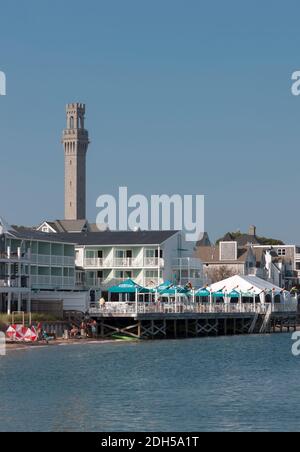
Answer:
[252,245,300,289]
[0,218,76,314]
[36,227,203,292]
[196,225,300,289]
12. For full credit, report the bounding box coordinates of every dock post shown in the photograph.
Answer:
[185,320,188,338]
[100,321,104,338]
[174,320,177,339]
[151,321,154,340]
[224,318,227,336]
[138,321,142,339]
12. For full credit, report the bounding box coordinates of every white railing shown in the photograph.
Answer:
[85,258,104,267]
[114,258,140,267]
[144,258,164,267]
[83,257,165,269]
[172,258,202,270]
[89,302,298,316]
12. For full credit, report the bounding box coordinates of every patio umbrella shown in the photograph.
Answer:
[108,278,149,294]
[195,288,211,297]
[229,290,240,299]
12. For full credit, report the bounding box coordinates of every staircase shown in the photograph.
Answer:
[64,311,85,328]
[259,304,272,334]
[249,311,259,334]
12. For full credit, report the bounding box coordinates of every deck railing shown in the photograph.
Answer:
[89,301,298,316]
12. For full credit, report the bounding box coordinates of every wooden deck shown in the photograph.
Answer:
[89,302,298,340]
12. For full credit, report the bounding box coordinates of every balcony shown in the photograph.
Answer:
[0,251,31,263]
[31,254,74,267]
[83,257,165,269]
[31,275,75,289]
[172,258,202,270]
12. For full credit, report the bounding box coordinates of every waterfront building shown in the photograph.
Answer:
[196,225,300,288]
[42,229,204,292]
[0,218,76,314]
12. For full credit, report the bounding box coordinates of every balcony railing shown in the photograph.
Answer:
[31,254,74,267]
[0,279,29,289]
[83,257,165,269]
[172,258,202,270]
[0,252,31,263]
[31,275,74,288]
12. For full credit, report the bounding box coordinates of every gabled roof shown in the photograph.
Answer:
[219,232,261,246]
[50,230,179,246]
[3,226,75,244]
[37,219,89,233]
[209,275,285,294]
[196,232,211,247]
[195,245,249,263]
[0,217,16,236]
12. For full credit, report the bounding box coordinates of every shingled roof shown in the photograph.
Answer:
[195,245,249,263]
[49,230,179,246]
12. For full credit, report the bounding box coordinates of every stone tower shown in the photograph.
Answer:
[62,103,90,220]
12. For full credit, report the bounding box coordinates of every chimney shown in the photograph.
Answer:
[249,225,256,237]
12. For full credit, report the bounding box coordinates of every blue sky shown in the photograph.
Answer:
[0,0,300,243]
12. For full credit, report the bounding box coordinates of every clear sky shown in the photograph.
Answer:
[0,0,300,243]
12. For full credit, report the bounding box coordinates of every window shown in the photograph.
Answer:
[115,271,132,279]
[277,249,286,256]
[116,250,132,259]
[145,271,158,278]
[70,116,74,129]
[146,249,155,258]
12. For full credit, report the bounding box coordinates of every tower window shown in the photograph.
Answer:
[70,116,74,129]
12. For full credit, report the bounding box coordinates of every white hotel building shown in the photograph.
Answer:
[37,223,203,293]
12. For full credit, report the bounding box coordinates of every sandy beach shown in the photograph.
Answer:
[4,338,132,352]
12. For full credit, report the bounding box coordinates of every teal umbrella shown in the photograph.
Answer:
[156,280,173,292]
[195,288,211,297]
[160,286,189,296]
[213,291,225,298]
[229,290,240,299]
[108,278,149,294]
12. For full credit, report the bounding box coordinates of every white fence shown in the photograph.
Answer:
[89,301,298,316]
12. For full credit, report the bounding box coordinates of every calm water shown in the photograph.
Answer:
[0,334,299,432]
